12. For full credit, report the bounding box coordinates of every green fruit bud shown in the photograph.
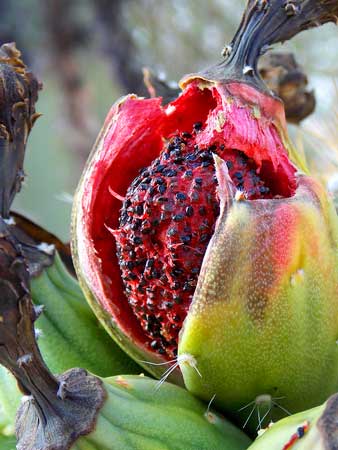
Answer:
[247,393,338,450]
[17,371,251,450]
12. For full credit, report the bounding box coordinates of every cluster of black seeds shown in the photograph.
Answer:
[116,127,271,358]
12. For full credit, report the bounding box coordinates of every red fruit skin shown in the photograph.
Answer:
[72,80,297,379]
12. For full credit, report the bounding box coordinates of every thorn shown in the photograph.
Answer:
[34,304,45,320]
[284,2,300,16]
[204,394,217,423]
[17,354,33,367]
[222,44,232,58]
[243,65,254,76]
[37,242,55,255]
[57,380,67,400]
[34,328,43,340]
[4,216,15,225]
[21,395,34,404]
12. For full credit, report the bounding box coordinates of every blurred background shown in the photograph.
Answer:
[3,0,338,240]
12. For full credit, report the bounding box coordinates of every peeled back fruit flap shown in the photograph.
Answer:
[72,0,338,432]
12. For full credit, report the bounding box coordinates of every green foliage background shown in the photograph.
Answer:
[3,0,337,240]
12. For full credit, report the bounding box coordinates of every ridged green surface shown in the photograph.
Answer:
[73,375,251,450]
[0,434,16,450]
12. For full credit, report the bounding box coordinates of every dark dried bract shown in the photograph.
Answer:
[258,52,315,123]
[0,42,41,217]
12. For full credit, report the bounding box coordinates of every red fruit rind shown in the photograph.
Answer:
[73,79,298,376]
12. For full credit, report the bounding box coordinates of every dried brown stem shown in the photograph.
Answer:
[0,42,40,218]
[200,0,338,92]
[0,218,105,450]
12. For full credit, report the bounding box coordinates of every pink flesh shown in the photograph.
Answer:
[82,82,297,359]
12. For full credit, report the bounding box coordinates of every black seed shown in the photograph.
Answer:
[208,144,217,152]
[155,164,165,173]
[146,300,155,310]
[183,281,194,292]
[171,267,184,277]
[234,171,243,180]
[150,340,159,349]
[173,295,183,304]
[158,348,166,355]
[146,258,155,269]
[140,183,148,190]
[129,250,136,259]
[176,192,187,201]
[131,220,142,231]
[193,121,203,131]
[182,131,192,138]
[186,206,194,217]
[135,205,144,215]
[128,272,137,280]
[133,236,143,245]
[158,196,168,203]
[181,235,192,244]
[173,314,181,322]
[199,206,207,216]
[186,153,197,161]
[171,281,181,290]
[220,144,225,150]
[160,274,168,283]
[202,161,211,168]
[184,170,193,178]
[158,184,166,194]
[200,151,212,161]
[199,233,210,243]
[191,267,199,274]
[127,261,135,270]
[152,219,160,227]
[164,301,174,309]
[195,177,203,185]
[152,269,161,279]
[259,186,270,194]
[226,160,233,169]
[173,214,184,222]
[163,169,177,177]
[137,286,145,294]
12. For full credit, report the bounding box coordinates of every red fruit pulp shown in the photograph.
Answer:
[82,81,297,362]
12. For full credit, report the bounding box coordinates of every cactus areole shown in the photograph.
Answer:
[73,0,338,425]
